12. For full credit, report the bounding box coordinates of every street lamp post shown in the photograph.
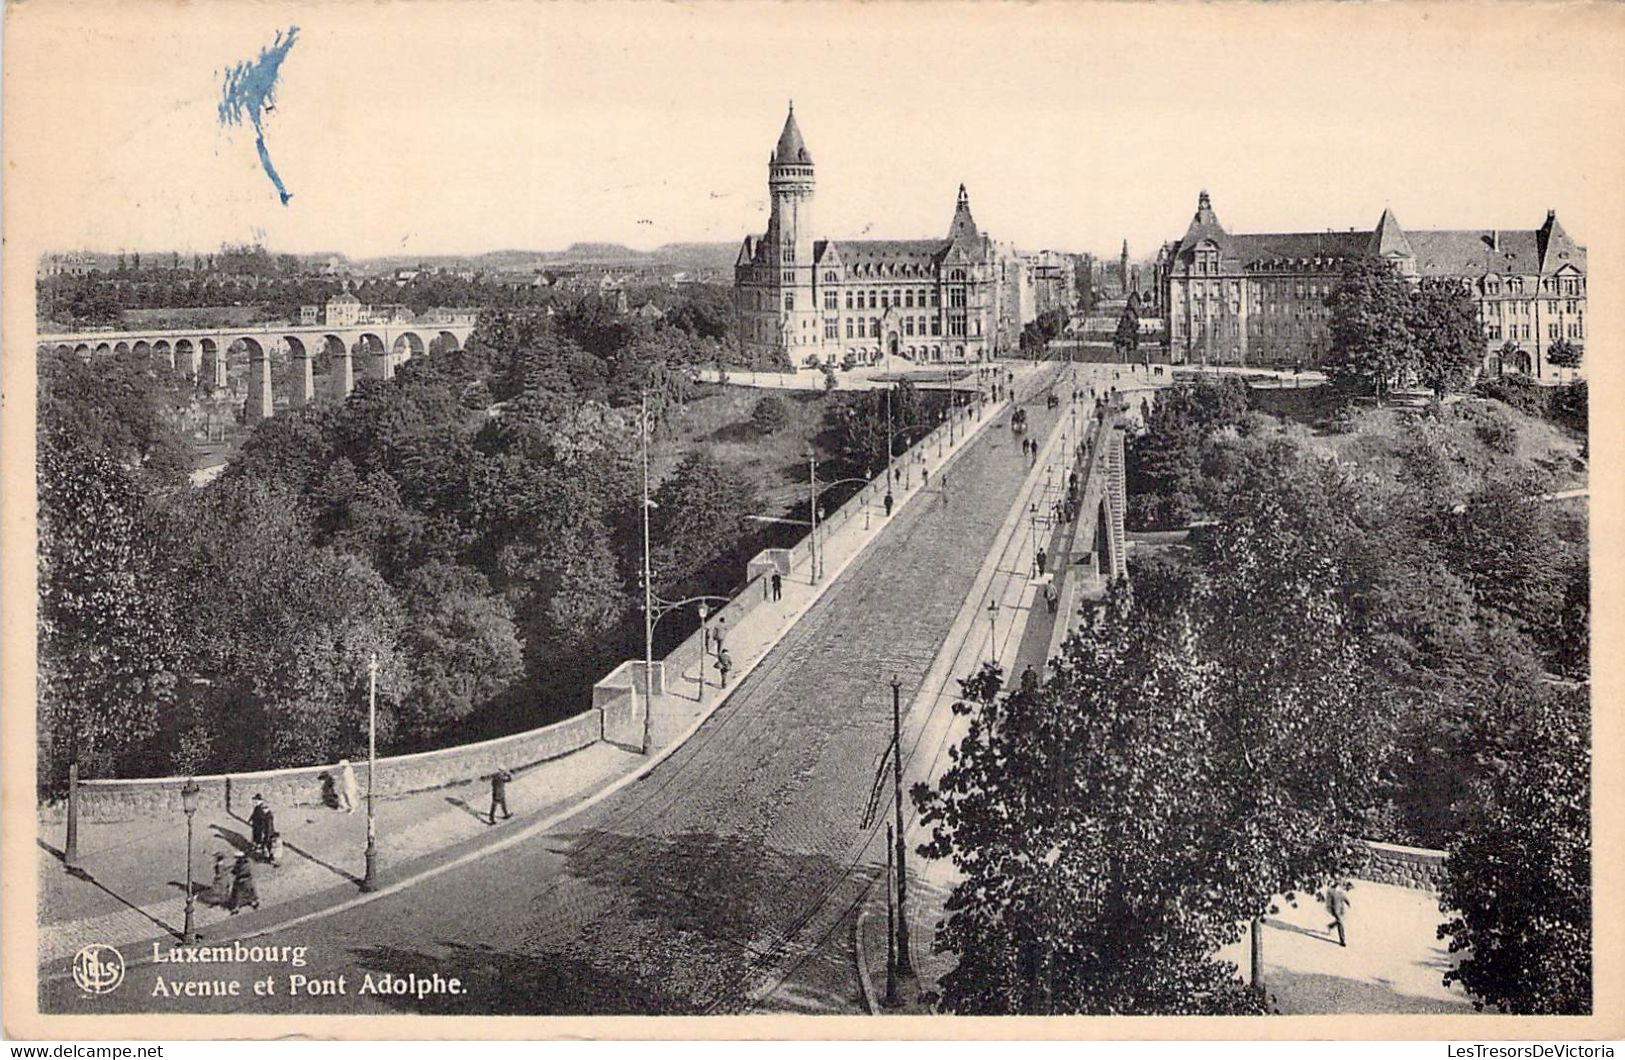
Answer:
[884,381,895,512]
[180,777,200,943]
[1030,503,1040,575]
[362,653,378,891]
[890,675,914,978]
[806,445,820,585]
[986,599,999,666]
[697,602,710,701]
[64,729,81,868]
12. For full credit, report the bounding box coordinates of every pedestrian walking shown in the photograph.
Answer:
[339,758,359,814]
[1037,548,1048,576]
[228,854,260,914]
[714,615,727,652]
[940,472,949,507]
[716,646,733,687]
[1325,883,1350,947]
[884,492,894,517]
[248,794,272,853]
[488,768,513,825]
[202,852,233,907]
[1044,583,1058,614]
[922,466,929,488]
[770,571,783,601]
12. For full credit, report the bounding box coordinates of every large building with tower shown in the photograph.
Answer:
[1156,191,1586,379]
[733,106,1014,367]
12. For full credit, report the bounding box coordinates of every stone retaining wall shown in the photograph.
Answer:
[1357,839,1448,893]
[47,708,604,823]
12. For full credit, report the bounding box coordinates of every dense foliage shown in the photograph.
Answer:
[918,449,1407,1014]
[922,385,1590,1012]
[1325,259,1486,400]
[1438,684,1591,1013]
[36,304,767,784]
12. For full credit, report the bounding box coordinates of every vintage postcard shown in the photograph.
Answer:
[3,0,1623,1042]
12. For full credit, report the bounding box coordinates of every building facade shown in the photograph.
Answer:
[734,106,1012,367]
[1159,191,1586,379]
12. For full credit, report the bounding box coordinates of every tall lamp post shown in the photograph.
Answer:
[697,602,710,702]
[986,599,999,666]
[362,653,379,891]
[890,675,914,978]
[64,729,81,868]
[180,777,200,943]
[1030,502,1040,575]
[884,380,895,511]
[806,445,820,584]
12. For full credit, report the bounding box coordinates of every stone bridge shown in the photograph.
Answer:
[1042,398,1129,665]
[36,320,478,421]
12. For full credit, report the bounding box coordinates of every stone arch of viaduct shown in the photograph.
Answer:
[37,322,477,422]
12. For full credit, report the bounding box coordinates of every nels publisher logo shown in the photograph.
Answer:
[72,944,125,995]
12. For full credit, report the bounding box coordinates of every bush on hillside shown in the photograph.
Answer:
[751,395,789,435]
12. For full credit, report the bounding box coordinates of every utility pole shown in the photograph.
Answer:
[885,821,899,1006]
[890,675,914,978]
[640,390,655,754]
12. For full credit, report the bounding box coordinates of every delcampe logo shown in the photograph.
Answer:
[72,944,125,995]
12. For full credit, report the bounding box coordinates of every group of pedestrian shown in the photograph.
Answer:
[318,759,361,814]
[201,850,262,915]
[248,793,282,867]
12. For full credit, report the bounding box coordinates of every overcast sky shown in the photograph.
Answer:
[9,1,1624,261]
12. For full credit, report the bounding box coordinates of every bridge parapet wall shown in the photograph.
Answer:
[46,708,602,823]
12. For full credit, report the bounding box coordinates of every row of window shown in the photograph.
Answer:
[1484,277,1585,296]
[824,288,951,310]
[818,267,970,282]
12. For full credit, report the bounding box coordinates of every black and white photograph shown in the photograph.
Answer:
[3,0,1621,1041]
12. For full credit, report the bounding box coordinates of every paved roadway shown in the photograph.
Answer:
[46,364,1068,1017]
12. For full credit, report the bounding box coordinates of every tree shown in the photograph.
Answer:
[918,452,1401,1014]
[751,395,789,435]
[1438,685,1590,1013]
[1496,339,1525,377]
[161,477,407,769]
[649,451,758,593]
[1545,337,1583,381]
[915,597,1266,1015]
[37,433,182,787]
[1113,300,1141,358]
[1325,257,1417,402]
[394,562,524,745]
[1409,278,1486,398]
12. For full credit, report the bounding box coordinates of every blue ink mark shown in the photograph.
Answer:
[218,26,300,205]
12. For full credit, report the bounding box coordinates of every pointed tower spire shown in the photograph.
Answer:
[1367,207,1413,259]
[1537,208,1577,271]
[773,103,811,164]
[1182,189,1226,245]
[947,184,978,242]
